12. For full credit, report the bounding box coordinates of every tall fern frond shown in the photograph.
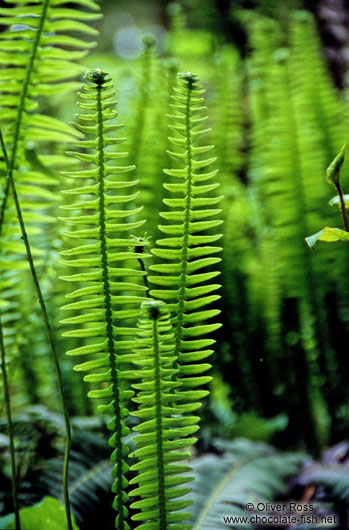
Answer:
[60,69,149,530]
[129,300,195,530]
[149,72,222,422]
[212,46,244,201]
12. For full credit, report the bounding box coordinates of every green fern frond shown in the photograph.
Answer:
[0,0,101,238]
[60,69,149,530]
[129,300,195,530]
[0,0,101,365]
[212,46,244,198]
[149,72,223,418]
[189,439,304,530]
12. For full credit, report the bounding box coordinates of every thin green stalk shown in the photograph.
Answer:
[0,314,21,530]
[0,128,73,530]
[334,183,349,232]
[138,257,150,296]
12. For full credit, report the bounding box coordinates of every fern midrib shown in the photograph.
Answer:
[173,84,193,366]
[153,317,167,529]
[96,83,125,530]
[0,0,51,238]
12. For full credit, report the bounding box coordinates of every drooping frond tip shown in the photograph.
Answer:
[326,142,346,187]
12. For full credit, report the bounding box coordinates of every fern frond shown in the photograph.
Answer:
[60,69,149,530]
[212,46,244,198]
[129,300,194,530]
[189,439,304,530]
[149,72,223,418]
[0,0,101,367]
[0,0,101,239]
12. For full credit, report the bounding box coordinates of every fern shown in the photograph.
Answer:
[59,69,149,530]
[189,439,304,530]
[129,300,195,530]
[0,0,101,424]
[149,72,223,423]
[0,0,101,233]
[244,12,349,448]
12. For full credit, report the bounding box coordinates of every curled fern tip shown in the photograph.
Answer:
[130,234,151,254]
[141,300,164,320]
[84,68,108,86]
[177,72,199,86]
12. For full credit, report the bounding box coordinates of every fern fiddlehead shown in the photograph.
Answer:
[150,73,222,424]
[129,300,195,530]
[60,69,149,530]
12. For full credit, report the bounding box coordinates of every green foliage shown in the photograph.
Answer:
[189,439,304,529]
[129,300,194,529]
[59,69,149,530]
[326,142,346,187]
[150,72,222,420]
[0,0,101,237]
[1,1,349,529]
[0,0,101,413]
[305,227,349,248]
[0,496,79,530]
[306,143,349,247]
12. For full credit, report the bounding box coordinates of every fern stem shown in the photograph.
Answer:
[95,81,125,530]
[173,80,193,365]
[138,257,150,296]
[0,0,50,237]
[152,315,167,529]
[334,183,349,232]
[0,128,73,530]
[0,314,21,530]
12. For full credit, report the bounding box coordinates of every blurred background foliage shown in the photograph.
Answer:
[1,0,349,526]
[2,0,349,450]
